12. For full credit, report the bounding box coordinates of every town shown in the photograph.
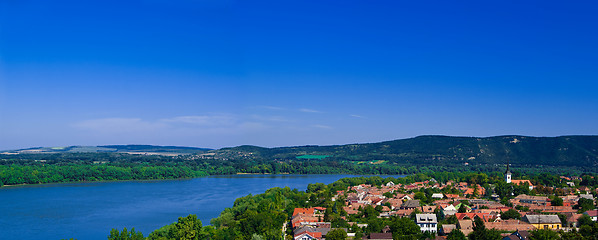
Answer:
[290,168,598,240]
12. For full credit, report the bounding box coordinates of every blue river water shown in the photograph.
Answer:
[0,174,405,240]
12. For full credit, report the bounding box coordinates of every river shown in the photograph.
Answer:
[0,174,405,240]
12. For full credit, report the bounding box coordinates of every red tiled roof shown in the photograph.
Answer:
[585,210,598,217]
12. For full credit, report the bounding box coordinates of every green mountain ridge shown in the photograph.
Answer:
[216,135,598,168]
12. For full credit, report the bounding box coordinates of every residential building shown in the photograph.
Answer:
[523,215,561,230]
[584,210,598,221]
[502,230,531,240]
[415,214,438,233]
[432,193,444,199]
[294,231,322,240]
[457,219,474,236]
[401,200,420,210]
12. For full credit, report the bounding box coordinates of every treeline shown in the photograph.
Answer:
[1,150,597,187]
[0,164,206,185]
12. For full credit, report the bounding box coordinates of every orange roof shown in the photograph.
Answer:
[294,230,322,239]
[455,212,491,221]
[463,184,486,195]
[293,207,325,216]
[293,208,315,216]
[511,180,533,186]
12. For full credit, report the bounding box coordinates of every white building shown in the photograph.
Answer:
[505,164,512,183]
[443,204,457,216]
[415,214,438,233]
[432,193,444,199]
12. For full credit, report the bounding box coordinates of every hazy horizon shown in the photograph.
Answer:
[4,134,598,152]
[2,1,597,150]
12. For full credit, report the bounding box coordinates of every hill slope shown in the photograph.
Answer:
[215,135,598,168]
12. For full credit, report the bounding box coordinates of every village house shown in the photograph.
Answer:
[292,207,327,228]
[485,219,535,232]
[431,193,444,199]
[365,233,393,240]
[455,212,492,222]
[464,184,486,196]
[502,230,531,240]
[442,204,458,216]
[440,224,457,235]
[522,215,561,230]
[566,213,583,227]
[415,214,438,233]
[457,219,474,236]
[294,230,322,240]
[584,210,598,221]
[511,180,534,190]
[364,225,393,240]
[510,194,550,206]
[401,200,420,210]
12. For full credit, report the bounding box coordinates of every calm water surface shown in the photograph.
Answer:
[0,174,404,240]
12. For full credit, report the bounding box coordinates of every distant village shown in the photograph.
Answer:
[291,168,598,240]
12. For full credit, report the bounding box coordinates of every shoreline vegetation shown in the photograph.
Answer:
[1,161,594,188]
[0,156,596,188]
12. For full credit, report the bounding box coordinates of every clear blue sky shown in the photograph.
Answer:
[1,0,597,150]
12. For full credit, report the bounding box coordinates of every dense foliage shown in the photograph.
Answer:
[216,135,598,168]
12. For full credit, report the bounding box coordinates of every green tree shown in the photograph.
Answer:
[108,227,144,240]
[576,198,595,213]
[468,217,501,240]
[530,229,559,240]
[501,209,521,220]
[550,196,563,206]
[326,229,347,240]
[577,214,594,227]
[391,217,420,238]
[446,229,466,240]
[362,205,379,219]
[560,229,583,240]
[168,214,203,240]
[458,204,467,213]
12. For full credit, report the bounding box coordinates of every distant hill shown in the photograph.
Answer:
[3,135,598,168]
[215,135,598,168]
[2,145,211,156]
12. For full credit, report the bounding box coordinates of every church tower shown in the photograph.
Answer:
[505,162,512,183]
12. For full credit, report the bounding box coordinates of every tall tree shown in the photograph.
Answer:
[326,229,347,240]
[108,227,144,240]
[446,229,466,240]
[468,217,501,240]
[169,214,203,240]
[530,229,559,240]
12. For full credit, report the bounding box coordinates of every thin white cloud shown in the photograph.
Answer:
[312,124,332,129]
[161,115,235,126]
[299,108,322,113]
[350,114,366,119]
[250,114,292,122]
[257,105,286,111]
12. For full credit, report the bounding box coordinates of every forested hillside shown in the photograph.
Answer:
[215,135,598,168]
